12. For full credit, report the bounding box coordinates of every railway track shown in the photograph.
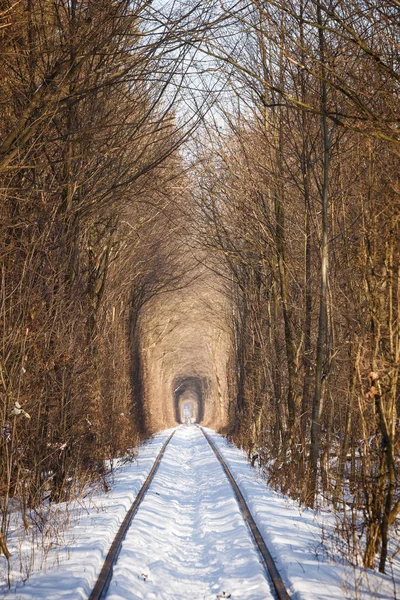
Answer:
[88,431,175,600]
[89,426,291,600]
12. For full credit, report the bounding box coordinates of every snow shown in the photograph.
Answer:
[0,429,175,599]
[105,425,274,600]
[204,428,400,600]
[1,425,399,600]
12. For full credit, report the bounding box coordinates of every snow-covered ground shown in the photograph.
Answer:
[106,425,274,600]
[206,428,400,600]
[1,425,399,599]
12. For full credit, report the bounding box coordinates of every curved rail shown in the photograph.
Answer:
[200,427,291,600]
[89,430,176,600]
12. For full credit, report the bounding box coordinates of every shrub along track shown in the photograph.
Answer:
[89,426,291,600]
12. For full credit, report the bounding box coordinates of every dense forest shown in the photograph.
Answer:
[1,0,399,579]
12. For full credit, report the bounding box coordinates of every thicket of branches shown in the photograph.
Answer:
[0,0,192,563]
[190,0,400,574]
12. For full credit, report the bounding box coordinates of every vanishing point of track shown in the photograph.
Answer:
[89,427,291,600]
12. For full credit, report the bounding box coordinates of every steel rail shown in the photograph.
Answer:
[200,427,292,600]
[88,430,176,600]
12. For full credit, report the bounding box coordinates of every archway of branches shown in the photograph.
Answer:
[173,375,208,423]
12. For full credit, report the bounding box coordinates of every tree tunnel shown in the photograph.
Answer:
[173,376,208,424]
[139,273,230,431]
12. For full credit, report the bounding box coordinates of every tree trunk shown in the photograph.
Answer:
[309,2,330,506]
